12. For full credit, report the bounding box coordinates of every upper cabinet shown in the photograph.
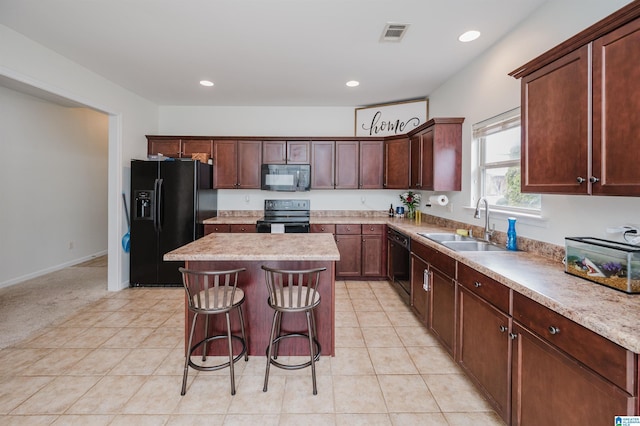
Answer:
[511,2,640,196]
[383,136,410,189]
[262,140,310,164]
[147,136,213,159]
[408,118,464,191]
[359,140,384,189]
[212,139,261,189]
[310,138,384,189]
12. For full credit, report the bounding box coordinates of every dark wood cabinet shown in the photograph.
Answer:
[362,225,384,277]
[359,140,384,189]
[335,141,359,189]
[335,224,384,278]
[512,7,640,196]
[204,224,230,234]
[410,251,430,325]
[229,224,256,233]
[182,139,213,158]
[408,118,463,191]
[335,231,361,277]
[263,140,310,164]
[147,137,182,158]
[384,136,410,189]
[212,140,261,189]
[310,224,336,234]
[311,141,335,189]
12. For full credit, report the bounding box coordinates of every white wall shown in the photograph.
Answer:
[0,86,108,287]
[0,24,158,290]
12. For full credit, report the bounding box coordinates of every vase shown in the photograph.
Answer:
[406,208,415,219]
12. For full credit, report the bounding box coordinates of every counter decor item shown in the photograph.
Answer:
[400,191,421,219]
[565,237,640,293]
[506,217,517,251]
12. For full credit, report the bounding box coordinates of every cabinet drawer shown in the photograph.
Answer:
[310,224,335,234]
[411,240,456,278]
[336,224,361,235]
[458,263,510,314]
[204,224,230,234]
[229,224,256,233]
[513,292,636,394]
[362,224,384,235]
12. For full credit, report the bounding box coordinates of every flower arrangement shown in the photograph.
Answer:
[399,191,421,216]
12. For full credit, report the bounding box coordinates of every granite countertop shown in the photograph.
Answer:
[199,214,640,353]
[164,233,340,262]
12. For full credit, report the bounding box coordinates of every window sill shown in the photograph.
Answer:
[462,206,548,228]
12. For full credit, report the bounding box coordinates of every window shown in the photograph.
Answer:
[474,108,541,213]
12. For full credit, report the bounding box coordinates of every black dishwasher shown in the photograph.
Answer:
[387,228,411,298]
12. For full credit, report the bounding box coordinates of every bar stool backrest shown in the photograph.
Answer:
[262,266,326,311]
[179,267,245,314]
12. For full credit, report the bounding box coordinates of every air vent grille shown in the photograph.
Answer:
[380,23,410,42]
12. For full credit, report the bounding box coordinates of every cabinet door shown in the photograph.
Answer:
[430,267,456,355]
[359,140,383,189]
[229,224,256,233]
[148,138,181,158]
[592,18,640,195]
[212,140,238,189]
[237,140,262,189]
[419,128,434,190]
[521,46,589,194]
[182,139,213,158]
[287,141,311,164]
[384,136,409,189]
[511,323,635,425]
[458,287,511,422]
[410,254,430,325]
[362,234,383,276]
[335,140,359,189]
[204,224,230,234]
[311,141,335,189]
[335,234,361,277]
[409,134,422,189]
[262,141,287,164]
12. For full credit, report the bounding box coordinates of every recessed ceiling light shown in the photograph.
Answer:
[199,80,214,87]
[458,30,481,42]
[346,80,360,87]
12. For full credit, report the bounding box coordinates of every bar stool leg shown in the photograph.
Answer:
[263,310,280,392]
[306,310,318,395]
[202,314,209,362]
[225,311,236,395]
[182,312,198,396]
[238,305,249,362]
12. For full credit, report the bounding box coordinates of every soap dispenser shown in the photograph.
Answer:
[506,217,518,251]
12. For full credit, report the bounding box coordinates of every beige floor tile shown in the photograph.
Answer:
[344,281,371,290]
[0,348,53,376]
[91,298,134,312]
[110,348,172,375]
[0,415,58,425]
[51,414,114,425]
[334,310,358,327]
[331,347,374,375]
[100,327,155,348]
[334,298,354,312]
[355,311,391,327]
[24,348,92,376]
[58,310,112,328]
[0,376,53,414]
[122,375,184,414]
[141,326,183,348]
[98,311,143,328]
[423,373,494,412]
[406,346,459,375]
[380,297,411,313]
[368,347,418,375]
[377,374,439,413]
[385,311,423,327]
[388,412,449,425]
[166,414,225,425]
[174,374,234,414]
[280,413,336,425]
[227,374,286,414]
[361,327,403,348]
[72,348,131,375]
[335,413,392,425]
[67,375,147,414]
[109,414,169,426]
[350,298,382,312]
[221,414,280,426]
[394,326,439,347]
[281,375,334,413]
[62,327,120,349]
[162,311,186,328]
[444,411,506,425]
[333,375,386,413]
[10,375,100,414]
[19,326,87,349]
[155,346,189,376]
[335,327,365,348]
[347,287,375,299]
[129,311,176,328]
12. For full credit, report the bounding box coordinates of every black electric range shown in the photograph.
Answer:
[256,199,310,233]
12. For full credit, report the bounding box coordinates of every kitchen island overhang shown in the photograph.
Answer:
[164,233,340,356]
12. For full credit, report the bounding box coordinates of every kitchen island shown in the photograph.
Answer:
[164,232,340,356]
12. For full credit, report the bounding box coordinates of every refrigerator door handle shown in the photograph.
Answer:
[156,178,164,232]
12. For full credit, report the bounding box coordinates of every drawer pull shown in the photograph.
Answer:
[499,325,508,333]
[548,326,560,335]
[474,281,482,288]
[509,332,518,340]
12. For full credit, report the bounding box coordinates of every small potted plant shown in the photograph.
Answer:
[399,191,421,219]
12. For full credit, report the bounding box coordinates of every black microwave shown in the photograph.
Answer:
[261,164,311,191]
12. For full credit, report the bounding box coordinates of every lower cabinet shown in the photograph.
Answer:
[333,224,385,278]
[430,266,456,355]
[410,252,429,325]
[204,223,256,235]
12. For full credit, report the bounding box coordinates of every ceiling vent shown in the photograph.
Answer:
[380,23,410,42]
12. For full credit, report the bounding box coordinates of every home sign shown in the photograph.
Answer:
[355,98,428,137]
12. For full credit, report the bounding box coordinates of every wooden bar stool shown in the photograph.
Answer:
[261,265,326,395]
[179,267,248,395]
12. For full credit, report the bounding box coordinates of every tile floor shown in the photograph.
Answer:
[0,280,505,425]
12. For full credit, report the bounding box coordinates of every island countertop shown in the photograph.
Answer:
[164,232,340,262]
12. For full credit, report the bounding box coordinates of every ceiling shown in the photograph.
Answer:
[0,0,548,107]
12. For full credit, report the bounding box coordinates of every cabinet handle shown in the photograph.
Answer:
[423,269,431,291]
[474,281,482,288]
[589,176,600,183]
[548,326,560,335]
[499,325,508,333]
[576,177,586,184]
[509,332,518,340]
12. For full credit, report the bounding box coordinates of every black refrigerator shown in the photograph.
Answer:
[130,159,217,286]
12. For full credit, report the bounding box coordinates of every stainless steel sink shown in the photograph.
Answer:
[417,232,475,243]
[440,240,507,252]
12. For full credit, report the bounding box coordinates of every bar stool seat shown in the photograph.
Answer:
[261,265,326,395]
[179,267,248,396]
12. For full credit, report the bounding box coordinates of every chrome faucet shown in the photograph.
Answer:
[474,197,493,242]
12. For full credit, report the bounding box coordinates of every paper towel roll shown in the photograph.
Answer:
[428,195,449,206]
